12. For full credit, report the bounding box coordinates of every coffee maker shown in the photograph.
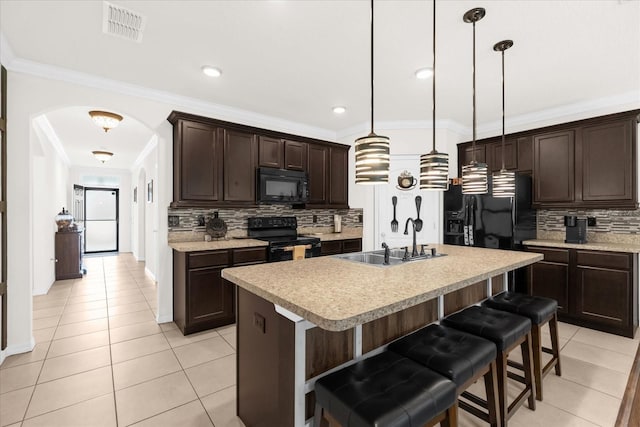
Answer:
[564,215,587,244]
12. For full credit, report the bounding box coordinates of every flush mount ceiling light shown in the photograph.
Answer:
[201,66,222,77]
[355,0,390,185]
[415,67,434,80]
[92,150,113,163]
[420,0,449,191]
[332,106,347,114]
[492,39,516,198]
[88,110,123,133]
[461,7,488,195]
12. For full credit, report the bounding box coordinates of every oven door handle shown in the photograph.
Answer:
[281,244,312,252]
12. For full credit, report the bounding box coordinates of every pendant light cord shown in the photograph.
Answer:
[370,0,374,135]
[432,0,436,152]
[500,48,506,170]
[471,19,477,163]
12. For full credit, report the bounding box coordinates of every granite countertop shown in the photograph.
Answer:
[301,231,363,241]
[222,244,542,331]
[523,239,640,253]
[169,239,268,252]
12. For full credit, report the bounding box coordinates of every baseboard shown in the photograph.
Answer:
[0,337,36,366]
[32,280,54,296]
[156,313,173,324]
[144,267,156,281]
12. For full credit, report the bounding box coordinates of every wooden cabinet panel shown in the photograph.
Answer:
[284,140,307,171]
[233,247,268,266]
[177,121,221,203]
[459,145,486,171]
[528,247,569,264]
[489,139,517,172]
[533,130,575,203]
[320,240,342,256]
[517,136,533,172]
[223,130,257,202]
[575,266,630,329]
[576,250,630,270]
[341,239,362,253]
[529,261,570,314]
[259,136,283,169]
[188,267,234,327]
[307,144,328,205]
[329,146,348,206]
[188,251,229,269]
[581,120,634,202]
[55,232,82,280]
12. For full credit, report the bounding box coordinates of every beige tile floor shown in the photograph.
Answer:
[0,253,637,427]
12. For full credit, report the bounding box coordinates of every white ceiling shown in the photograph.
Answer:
[1,0,639,168]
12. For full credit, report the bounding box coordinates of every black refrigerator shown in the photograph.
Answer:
[443,174,536,291]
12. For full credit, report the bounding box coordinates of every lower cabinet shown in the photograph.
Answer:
[320,238,362,256]
[173,246,267,335]
[55,231,83,280]
[527,246,637,337]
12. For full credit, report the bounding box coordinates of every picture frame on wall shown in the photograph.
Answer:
[147,180,153,203]
[133,187,137,203]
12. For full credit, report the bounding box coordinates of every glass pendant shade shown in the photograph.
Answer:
[492,169,515,197]
[462,161,488,194]
[420,150,449,190]
[355,133,390,184]
[89,110,123,132]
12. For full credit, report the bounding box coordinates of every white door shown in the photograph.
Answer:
[85,188,118,253]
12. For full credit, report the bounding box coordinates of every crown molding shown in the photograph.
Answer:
[33,115,71,165]
[336,119,470,140]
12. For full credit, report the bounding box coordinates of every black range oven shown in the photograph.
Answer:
[248,216,321,262]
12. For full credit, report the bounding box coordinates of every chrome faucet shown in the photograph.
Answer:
[381,242,390,265]
[404,218,419,257]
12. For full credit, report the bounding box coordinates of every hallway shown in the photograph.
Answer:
[0,253,638,426]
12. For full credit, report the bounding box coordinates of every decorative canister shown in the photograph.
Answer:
[55,207,74,231]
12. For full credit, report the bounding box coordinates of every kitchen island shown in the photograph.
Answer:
[222,244,542,427]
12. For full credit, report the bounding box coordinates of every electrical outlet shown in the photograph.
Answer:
[253,313,266,333]
[197,215,205,226]
[168,215,180,227]
[587,216,597,227]
[358,214,363,223]
[312,215,317,223]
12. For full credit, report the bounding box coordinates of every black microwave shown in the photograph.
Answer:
[257,167,309,204]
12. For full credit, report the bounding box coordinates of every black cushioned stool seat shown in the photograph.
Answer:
[442,305,536,426]
[389,324,500,426]
[313,351,458,427]
[483,292,562,401]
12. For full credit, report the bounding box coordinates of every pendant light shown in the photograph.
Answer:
[492,39,516,197]
[420,0,449,191]
[355,0,390,184]
[461,8,488,194]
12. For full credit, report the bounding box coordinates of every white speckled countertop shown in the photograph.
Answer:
[524,239,640,253]
[222,244,542,331]
[169,239,268,252]
[300,231,363,241]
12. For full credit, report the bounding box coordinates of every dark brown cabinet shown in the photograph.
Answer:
[320,238,362,256]
[580,119,634,204]
[526,246,637,337]
[258,136,283,169]
[488,139,517,172]
[55,231,82,280]
[458,145,487,176]
[533,129,575,204]
[307,144,350,208]
[223,129,257,203]
[516,136,533,173]
[169,111,350,209]
[172,120,222,206]
[173,246,267,335]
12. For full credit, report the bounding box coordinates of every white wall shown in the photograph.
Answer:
[338,125,466,251]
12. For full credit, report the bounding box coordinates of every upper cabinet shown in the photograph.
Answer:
[168,111,350,208]
[457,110,639,209]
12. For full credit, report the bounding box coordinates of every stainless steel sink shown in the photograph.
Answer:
[334,252,403,266]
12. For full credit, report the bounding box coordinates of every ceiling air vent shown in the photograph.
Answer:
[102,1,146,43]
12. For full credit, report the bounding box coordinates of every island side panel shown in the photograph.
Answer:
[237,287,295,427]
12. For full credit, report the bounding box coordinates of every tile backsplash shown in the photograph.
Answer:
[537,208,640,244]
[168,205,363,242]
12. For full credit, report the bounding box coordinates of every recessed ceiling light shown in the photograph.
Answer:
[415,67,434,79]
[201,66,222,77]
[332,106,347,114]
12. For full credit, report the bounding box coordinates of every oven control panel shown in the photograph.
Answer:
[248,216,297,230]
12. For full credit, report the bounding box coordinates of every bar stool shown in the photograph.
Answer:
[441,306,535,426]
[482,292,561,401]
[388,324,501,427]
[314,351,458,427]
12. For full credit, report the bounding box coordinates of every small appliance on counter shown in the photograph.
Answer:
[333,214,342,233]
[564,215,587,244]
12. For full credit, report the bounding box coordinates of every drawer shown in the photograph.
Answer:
[188,250,230,269]
[233,247,267,265]
[342,239,362,254]
[526,247,569,264]
[320,240,342,256]
[576,250,631,271]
